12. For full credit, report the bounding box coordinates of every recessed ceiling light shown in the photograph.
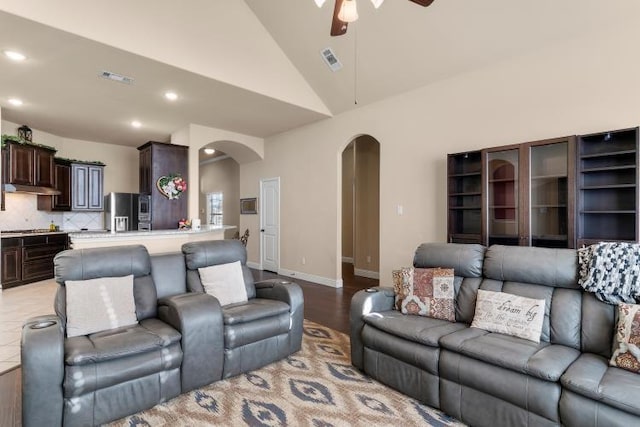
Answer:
[3,50,26,61]
[164,91,178,101]
[8,98,23,106]
[131,120,142,128]
[204,148,216,155]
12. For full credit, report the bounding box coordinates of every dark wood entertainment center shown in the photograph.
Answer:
[448,126,639,248]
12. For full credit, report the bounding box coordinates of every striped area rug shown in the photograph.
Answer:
[108,321,463,427]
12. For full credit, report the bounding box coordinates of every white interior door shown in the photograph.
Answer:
[260,177,280,272]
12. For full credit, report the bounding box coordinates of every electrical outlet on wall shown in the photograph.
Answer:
[366,256,371,263]
[301,257,306,265]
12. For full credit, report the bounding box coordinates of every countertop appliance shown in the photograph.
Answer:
[104,193,139,232]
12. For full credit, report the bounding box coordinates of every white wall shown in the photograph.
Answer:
[241,20,640,285]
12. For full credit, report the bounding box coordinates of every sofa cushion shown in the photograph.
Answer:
[610,303,640,374]
[65,275,138,338]
[561,353,640,416]
[440,328,580,382]
[198,261,248,306]
[483,245,579,289]
[362,310,467,347]
[393,268,455,321]
[222,299,290,325]
[471,289,546,343]
[64,318,181,366]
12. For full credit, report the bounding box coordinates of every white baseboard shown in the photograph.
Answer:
[341,257,354,264]
[278,268,343,288]
[354,268,380,280]
[247,261,262,270]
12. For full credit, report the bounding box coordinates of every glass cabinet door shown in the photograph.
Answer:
[529,142,569,248]
[487,149,519,246]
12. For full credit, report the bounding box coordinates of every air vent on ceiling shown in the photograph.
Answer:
[100,70,134,85]
[320,47,342,72]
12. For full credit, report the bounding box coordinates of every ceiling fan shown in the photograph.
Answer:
[315,0,435,37]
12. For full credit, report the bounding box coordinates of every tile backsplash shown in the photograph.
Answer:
[0,193,103,231]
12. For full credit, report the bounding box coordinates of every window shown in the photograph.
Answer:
[207,192,223,225]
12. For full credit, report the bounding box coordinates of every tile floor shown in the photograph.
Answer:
[0,279,57,374]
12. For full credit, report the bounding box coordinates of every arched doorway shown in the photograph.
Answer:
[341,135,380,280]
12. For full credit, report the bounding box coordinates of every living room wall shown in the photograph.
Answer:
[240,19,640,285]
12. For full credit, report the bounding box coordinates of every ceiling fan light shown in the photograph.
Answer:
[338,0,359,23]
[314,0,326,7]
[370,0,384,9]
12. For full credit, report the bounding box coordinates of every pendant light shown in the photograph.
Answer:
[314,0,327,7]
[370,0,384,8]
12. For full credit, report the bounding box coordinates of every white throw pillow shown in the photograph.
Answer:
[65,274,138,338]
[198,261,248,306]
[471,289,546,343]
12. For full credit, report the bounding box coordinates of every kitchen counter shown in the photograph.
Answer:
[1,231,69,238]
[68,226,236,254]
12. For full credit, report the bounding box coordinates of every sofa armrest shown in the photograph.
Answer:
[22,315,65,427]
[255,279,304,354]
[350,286,395,370]
[158,293,224,392]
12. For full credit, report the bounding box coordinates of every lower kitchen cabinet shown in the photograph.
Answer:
[1,242,21,286]
[1,234,68,289]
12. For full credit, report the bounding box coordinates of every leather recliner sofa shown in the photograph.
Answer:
[350,243,640,427]
[22,240,303,427]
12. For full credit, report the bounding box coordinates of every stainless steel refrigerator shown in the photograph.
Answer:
[104,193,139,232]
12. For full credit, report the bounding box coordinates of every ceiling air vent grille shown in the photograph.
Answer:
[100,70,134,85]
[320,47,342,72]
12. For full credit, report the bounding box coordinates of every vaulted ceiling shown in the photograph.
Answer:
[0,0,637,146]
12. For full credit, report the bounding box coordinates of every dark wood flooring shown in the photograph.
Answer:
[0,263,377,426]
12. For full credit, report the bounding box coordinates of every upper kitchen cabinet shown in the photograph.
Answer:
[447,150,483,244]
[577,127,639,247]
[37,159,72,211]
[71,162,104,211]
[138,141,188,230]
[483,136,575,248]
[2,141,55,187]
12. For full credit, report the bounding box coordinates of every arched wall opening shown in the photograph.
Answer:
[340,134,380,281]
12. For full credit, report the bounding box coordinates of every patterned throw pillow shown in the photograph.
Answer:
[471,290,546,343]
[392,267,455,321]
[610,303,640,374]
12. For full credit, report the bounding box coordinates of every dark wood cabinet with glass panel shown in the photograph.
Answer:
[577,127,638,247]
[483,136,575,248]
[447,151,483,243]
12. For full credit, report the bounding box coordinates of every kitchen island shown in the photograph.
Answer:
[69,226,236,254]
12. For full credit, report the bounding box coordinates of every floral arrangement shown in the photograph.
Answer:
[156,174,187,200]
[178,218,191,229]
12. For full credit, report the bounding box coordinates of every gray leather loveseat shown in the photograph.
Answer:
[22,240,303,426]
[350,243,640,427]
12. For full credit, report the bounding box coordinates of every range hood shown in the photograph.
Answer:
[3,183,61,196]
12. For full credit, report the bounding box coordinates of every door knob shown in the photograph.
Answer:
[260,229,265,232]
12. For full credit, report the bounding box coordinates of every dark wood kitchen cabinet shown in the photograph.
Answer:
[138,141,188,229]
[71,162,104,211]
[2,141,56,187]
[37,159,72,211]
[1,234,68,289]
[1,239,21,287]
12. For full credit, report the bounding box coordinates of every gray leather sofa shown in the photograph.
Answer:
[350,243,640,427]
[22,241,303,426]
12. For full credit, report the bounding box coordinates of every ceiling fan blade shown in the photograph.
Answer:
[331,0,348,37]
[408,0,435,6]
